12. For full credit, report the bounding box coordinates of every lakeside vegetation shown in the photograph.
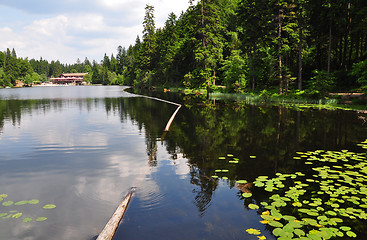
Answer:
[1,0,367,102]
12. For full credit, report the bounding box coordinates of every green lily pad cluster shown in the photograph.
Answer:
[212,154,237,179]
[0,194,56,223]
[211,154,253,184]
[244,141,367,240]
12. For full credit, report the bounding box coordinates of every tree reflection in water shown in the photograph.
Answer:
[1,92,367,220]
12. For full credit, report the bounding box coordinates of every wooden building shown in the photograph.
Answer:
[50,73,88,85]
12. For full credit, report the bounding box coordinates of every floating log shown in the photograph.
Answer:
[97,189,135,240]
[123,92,182,132]
[164,105,182,132]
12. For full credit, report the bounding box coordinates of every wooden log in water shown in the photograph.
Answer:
[97,189,135,240]
[164,105,182,132]
[122,89,182,132]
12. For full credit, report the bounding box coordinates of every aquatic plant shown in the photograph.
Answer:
[211,140,367,239]
[0,194,56,223]
[246,142,367,239]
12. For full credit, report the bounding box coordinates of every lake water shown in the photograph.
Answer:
[0,86,366,240]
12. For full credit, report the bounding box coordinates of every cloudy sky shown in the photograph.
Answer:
[0,0,190,64]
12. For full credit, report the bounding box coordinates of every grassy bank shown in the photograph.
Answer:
[153,86,367,112]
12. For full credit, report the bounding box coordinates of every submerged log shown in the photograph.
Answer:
[97,189,135,240]
[236,182,253,193]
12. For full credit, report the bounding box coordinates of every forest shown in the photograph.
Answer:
[1,0,367,98]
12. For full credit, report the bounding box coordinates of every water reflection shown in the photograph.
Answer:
[0,87,366,240]
[114,92,367,239]
[0,87,160,240]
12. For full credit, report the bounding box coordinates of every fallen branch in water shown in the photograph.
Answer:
[164,105,182,131]
[122,89,182,132]
[97,188,135,240]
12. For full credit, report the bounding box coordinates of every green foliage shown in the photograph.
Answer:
[350,59,367,88]
[2,0,367,93]
[83,73,92,83]
[0,67,10,87]
[110,74,124,85]
[134,69,154,87]
[221,50,248,92]
[23,72,41,86]
[307,70,335,98]
[138,4,157,74]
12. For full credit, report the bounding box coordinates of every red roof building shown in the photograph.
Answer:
[50,73,88,85]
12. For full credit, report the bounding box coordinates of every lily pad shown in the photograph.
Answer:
[12,213,22,218]
[35,217,47,222]
[43,204,56,209]
[248,204,259,210]
[242,193,252,198]
[268,220,283,228]
[0,194,8,201]
[273,228,285,237]
[346,231,357,238]
[2,201,14,206]
[23,217,32,223]
[28,199,39,205]
[14,201,28,206]
[294,227,305,236]
[340,226,351,231]
[236,180,248,184]
[246,228,261,235]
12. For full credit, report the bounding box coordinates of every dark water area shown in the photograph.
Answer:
[0,86,366,240]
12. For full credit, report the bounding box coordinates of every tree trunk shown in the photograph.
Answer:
[355,34,360,61]
[338,35,343,68]
[298,28,303,90]
[343,34,348,71]
[213,70,216,86]
[343,2,350,72]
[348,34,354,69]
[327,22,332,76]
[347,1,353,70]
[285,56,289,95]
[201,1,205,49]
[251,47,255,90]
[97,190,134,240]
[278,9,283,95]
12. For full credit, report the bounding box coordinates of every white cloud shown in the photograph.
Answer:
[0,0,190,63]
[98,0,142,10]
[25,15,69,37]
[0,27,25,50]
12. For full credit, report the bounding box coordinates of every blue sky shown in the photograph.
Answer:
[0,0,190,64]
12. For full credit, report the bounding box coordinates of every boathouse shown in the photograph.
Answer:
[50,73,88,85]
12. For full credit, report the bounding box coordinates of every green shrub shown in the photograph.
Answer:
[307,70,335,98]
[350,59,367,90]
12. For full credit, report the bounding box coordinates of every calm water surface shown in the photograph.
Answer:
[0,86,366,240]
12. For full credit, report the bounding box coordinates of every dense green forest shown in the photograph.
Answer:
[1,0,367,97]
